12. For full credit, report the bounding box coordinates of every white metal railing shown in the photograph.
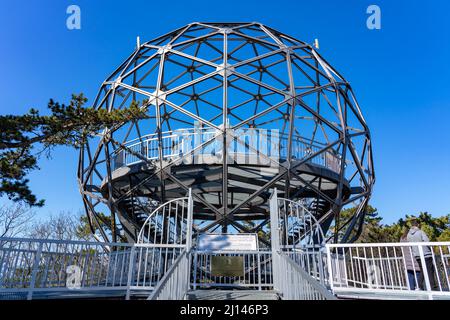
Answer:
[269,190,335,299]
[148,249,191,300]
[0,237,187,300]
[287,248,330,287]
[0,191,194,300]
[137,196,191,247]
[273,250,336,300]
[112,127,341,173]
[326,242,450,299]
[135,191,193,300]
[277,197,325,249]
[192,250,273,290]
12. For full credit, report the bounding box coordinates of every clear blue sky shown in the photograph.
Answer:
[1,0,449,224]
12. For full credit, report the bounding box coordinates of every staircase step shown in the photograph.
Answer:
[186,290,279,300]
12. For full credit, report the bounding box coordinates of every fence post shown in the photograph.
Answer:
[126,246,136,300]
[193,251,199,290]
[186,188,194,293]
[257,252,262,290]
[318,250,325,286]
[269,188,280,291]
[186,188,193,251]
[0,246,11,289]
[27,242,43,300]
[184,252,190,299]
[418,245,432,299]
[325,244,334,292]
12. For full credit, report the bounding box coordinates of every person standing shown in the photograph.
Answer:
[406,219,438,290]
[400,228,421,290]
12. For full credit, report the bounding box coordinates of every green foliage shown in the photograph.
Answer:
[343,205,450,243]
[76,211,112,240]
[0,93,146,207]
[331,205,382,242]
[437,228,450,242]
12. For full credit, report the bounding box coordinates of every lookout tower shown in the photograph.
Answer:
[78,22,375,244]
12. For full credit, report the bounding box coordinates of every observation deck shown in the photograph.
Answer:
[99,128,355,239]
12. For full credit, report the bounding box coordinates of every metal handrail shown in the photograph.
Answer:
[0,236,132,248]
[325,241,450,299]
[0,238,184,299]
[327,241,450,248]
[136,197,189,243]
[277,197,325,248]
[111,127,341,173]
[274,250,336,300]
[148,248,190,300]
[0,192,195,300]
[121,127,328,149]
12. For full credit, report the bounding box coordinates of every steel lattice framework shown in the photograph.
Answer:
[78,22,375,244]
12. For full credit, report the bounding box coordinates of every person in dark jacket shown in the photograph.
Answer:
[406,219,438,290]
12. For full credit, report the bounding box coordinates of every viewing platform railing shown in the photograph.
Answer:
[0,237,184,300]
[1,236,450,300]
[325,242,450,299]
[112,128,341,173]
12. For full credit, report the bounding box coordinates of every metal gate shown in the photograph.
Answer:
[191,250,273,290]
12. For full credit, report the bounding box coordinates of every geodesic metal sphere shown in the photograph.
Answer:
[78,22,374,243]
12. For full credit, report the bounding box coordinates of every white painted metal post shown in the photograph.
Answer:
[184,253,189,300]
[186,188,194,292]
[186,188,193,250]
[193,251,198,290]
[257,252,262,290]
[269,188,280,251]
[27,242,43,300]
[269,188,280,291]
[126,246,136,300]
[325,244,335,293]
[418,245,432,299]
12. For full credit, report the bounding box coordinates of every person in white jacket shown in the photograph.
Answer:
[406,219,438,290]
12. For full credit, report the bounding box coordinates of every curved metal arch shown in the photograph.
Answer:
[137,196,191,245]
[277,197,325,248]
